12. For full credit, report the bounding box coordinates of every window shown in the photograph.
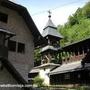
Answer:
[8,40,16,52]
[8,40,25,53]
[0,12,8,23]
[18,42,25,53]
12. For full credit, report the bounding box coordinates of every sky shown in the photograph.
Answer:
[9,0,88,33]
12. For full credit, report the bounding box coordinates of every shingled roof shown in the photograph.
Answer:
[42,16,63,39]
[50,61,82,75]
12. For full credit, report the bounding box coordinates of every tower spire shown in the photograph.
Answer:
[48,10,51,18]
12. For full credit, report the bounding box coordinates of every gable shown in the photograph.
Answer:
[0,0,45,47]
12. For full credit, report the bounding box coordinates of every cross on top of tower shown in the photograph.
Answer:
[48,10,51,18]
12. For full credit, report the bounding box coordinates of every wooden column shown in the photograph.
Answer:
[82,47,85,58]
[65,51,67,63]
[68,51,71,62]
[59,53,62,64]
[77,47,80,61]
[73,48,76,62]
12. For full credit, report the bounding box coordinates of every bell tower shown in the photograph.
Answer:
[29,12,63,86]
[41,11,63,64]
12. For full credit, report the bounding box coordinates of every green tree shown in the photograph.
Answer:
[82,2,90,18]
[74,8,83,20]
[58,2,90,46]
[34,48,41,66]
[68,15,79,26]
[33,75,44,87]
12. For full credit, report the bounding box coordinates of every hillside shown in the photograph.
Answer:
[58,2,90,46]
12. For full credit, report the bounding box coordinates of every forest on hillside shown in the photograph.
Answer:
[58,2,90,46]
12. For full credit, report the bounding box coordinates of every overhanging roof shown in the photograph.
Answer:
[50,61,82,75]
[0,28,15,35]
[62,37,90,51]
[0,0,46,47]
[42,27,63,39]
[41,45,61,53]
[42,18,63,39]
[29,63,60,74]
[34,63,60,69]
[29,68,39,74]
[0,28,16,39]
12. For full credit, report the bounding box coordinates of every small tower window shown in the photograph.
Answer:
[8,40,16,52]
[18,42,25,53]
[0,12,8,23]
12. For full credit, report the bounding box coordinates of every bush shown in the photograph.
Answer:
[33,75,44,87]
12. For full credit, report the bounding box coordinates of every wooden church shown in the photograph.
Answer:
[29,12,63,86]
[29,11,90,87]
[50,38,90,86]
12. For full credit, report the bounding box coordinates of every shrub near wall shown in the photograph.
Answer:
[33,75,44,87]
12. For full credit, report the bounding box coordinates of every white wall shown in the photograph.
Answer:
[39,68,50,86]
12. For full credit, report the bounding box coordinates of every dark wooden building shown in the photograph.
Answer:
[50,38,90,85]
